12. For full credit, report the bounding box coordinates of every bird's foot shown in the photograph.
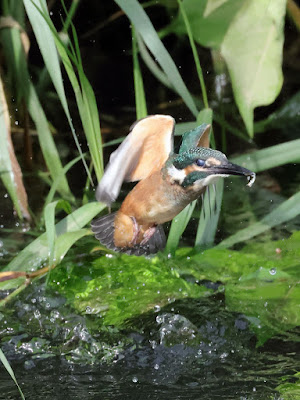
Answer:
[129,216,139,245]
[140,226,157,245]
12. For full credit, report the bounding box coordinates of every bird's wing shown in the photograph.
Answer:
[96,115,175,206]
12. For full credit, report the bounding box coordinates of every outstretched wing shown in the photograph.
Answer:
[96,115,175,206]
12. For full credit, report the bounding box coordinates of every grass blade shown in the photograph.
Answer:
[44,200,72,267]
[218,190,300,248]
[0,348,25,400]
[165,200,197,256]
[194,108,223,248]
[114,0,198,117]
[137,33,172,90]
[0,72,30,220]
[0,24,73,200]
[195,179,224,248]
[177,0,209,108]
[231,139,300,173]
[0,202,105,290]
[23,0,91,183]
[132,27,147,119]
[44,153,85,208]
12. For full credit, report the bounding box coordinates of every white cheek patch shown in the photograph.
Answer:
[167,165,186,184]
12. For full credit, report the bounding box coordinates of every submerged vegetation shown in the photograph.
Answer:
[0,0,299,399]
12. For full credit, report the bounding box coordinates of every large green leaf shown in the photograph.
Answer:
[168,0,246,48]
[221,0,286,136]
[114,0,198,117]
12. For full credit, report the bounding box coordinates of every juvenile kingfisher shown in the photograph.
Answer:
[92,115,255,256]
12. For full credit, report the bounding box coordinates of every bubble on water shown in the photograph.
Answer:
[132,376,138,383]
[154,364,159,370]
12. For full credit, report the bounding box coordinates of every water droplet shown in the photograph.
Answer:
[154,364,159,370]
[269,268,276,275]
[132,376,138,383]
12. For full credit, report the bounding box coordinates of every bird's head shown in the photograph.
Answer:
[167,147,256,189]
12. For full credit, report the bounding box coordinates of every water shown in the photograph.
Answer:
[0,285,298,400]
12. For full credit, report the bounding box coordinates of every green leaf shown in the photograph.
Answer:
[177,0,209,108]
[0,202,105,290]
[231,139,300,173]
[165,200,197,255]
[44,200,72,266]
[195,179,224,248]
[132,28,147,119]
[0,348,25,400]
[217,190,300,248]
[221,0,286,136]
[169,0,246,48]
[0,75,30,220]
[114,0,198,117]
[255,90,300,134]
[0,25,73,200]
[23,0,91,183]
[195,108,223,248]
[137,34,172,90]
[44,153,85,208]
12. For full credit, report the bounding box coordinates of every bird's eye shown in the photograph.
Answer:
[196,159,205,167]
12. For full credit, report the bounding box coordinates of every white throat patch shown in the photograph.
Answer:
[193,174,229,190]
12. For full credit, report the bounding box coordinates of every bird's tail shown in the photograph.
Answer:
[91,213,166,256]
[91,212,118,252]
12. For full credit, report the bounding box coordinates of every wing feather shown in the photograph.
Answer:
[96,115,175,205]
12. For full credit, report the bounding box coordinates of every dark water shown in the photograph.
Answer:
[0,285,298,400]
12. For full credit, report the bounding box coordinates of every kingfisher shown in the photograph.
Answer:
[92,115,255,256]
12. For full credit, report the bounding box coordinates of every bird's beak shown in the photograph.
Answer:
[209,161,256,187]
